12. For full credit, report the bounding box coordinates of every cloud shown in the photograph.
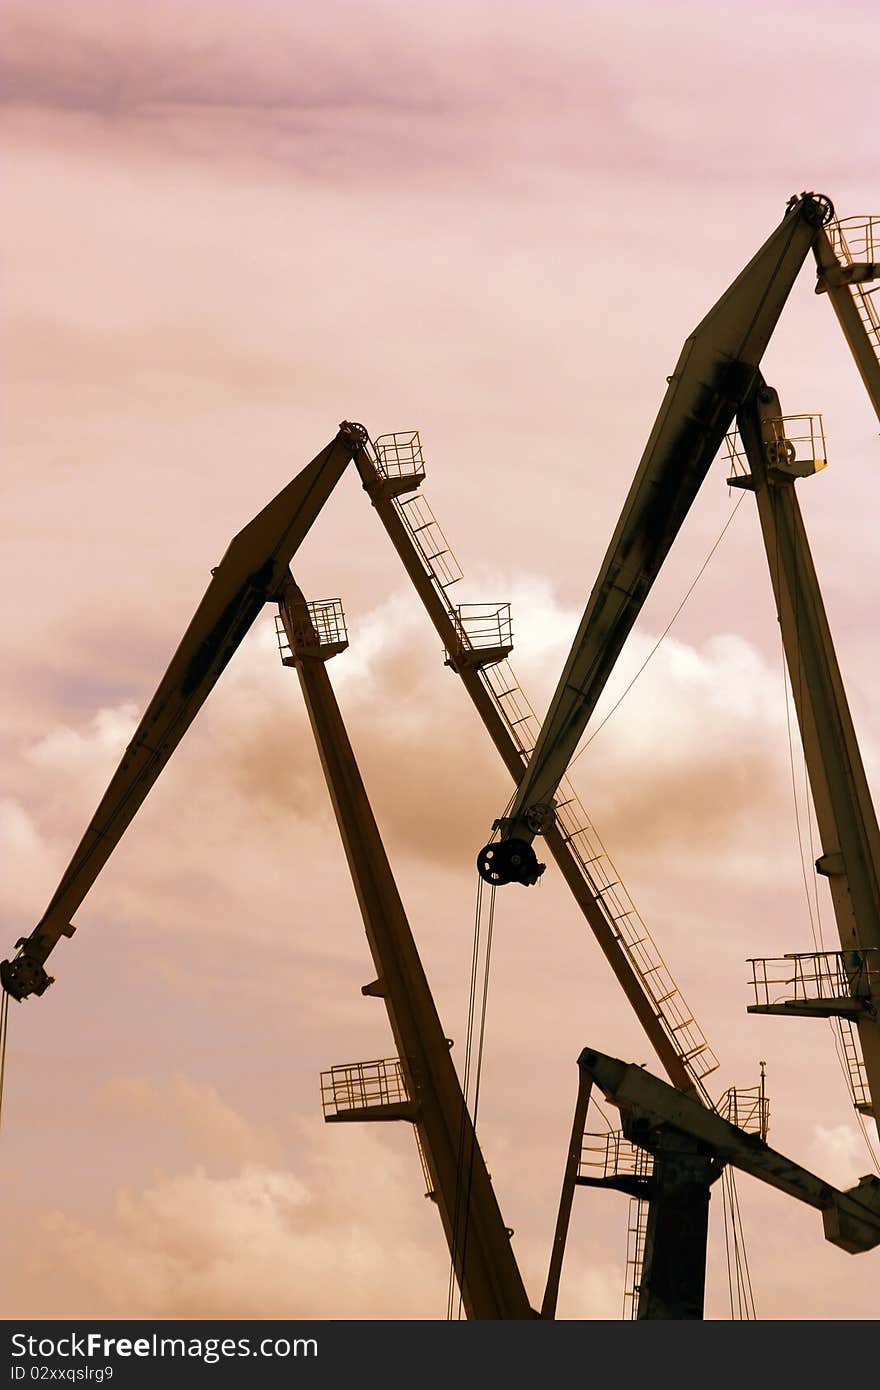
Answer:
[14,1126,448,1319]
[565,631,802,881]
[807,1122,873,1190]
[27,703,138,773]
[0,0,614,120]
[0,799,56,918]
[103,1074,285,1168]
[3,0,876,192]
[0,575,833,958]
[4,0,880,1327]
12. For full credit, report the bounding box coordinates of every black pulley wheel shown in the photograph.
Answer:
[477,837,545,886]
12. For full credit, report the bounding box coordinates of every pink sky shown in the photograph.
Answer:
[2,0,880,1319]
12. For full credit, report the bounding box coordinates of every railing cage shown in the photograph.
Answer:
[749,948,880,1009]
[764,414,826,471]
[579,1129,655,1183]
[718,1085,769,1140]
[372,430,425,483]
[828,216,880,267]
[276,598,347,658]
[724,414,826,476]
[828,217,880,353]
[448,603,512,654]
[320,1056,410,1119]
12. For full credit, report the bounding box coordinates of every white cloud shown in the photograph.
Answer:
[18,1126,447,1319]
[0,797,55,916]
[808,1122,872,1190]
[27,704,139,772]
[104,1074,285,1168]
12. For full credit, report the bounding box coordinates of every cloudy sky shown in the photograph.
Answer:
[2,0,879,1321]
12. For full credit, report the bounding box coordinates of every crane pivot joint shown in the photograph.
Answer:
[0,949,54,1001]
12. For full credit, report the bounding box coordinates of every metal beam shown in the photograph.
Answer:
[579,1045,880,1254]
[493,194,831,865]
[278,577,534,1320]
[2,426,360,999]
[541,1069,592,1318]
[814,227,880,425]
[737,380,880,1133]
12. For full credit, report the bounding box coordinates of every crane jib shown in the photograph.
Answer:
[481,193,830,883]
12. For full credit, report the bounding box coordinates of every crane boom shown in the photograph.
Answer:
[1,425,362,1000]
[579,1045,880,1254]
[478,192,833,886]
[545,1044,880,1320]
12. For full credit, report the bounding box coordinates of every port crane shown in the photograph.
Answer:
[478,193,880,1147]
[543,1047,880,1321]
[0,415,709,1318]
[3,192,879,1317]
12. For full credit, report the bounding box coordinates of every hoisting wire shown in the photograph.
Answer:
[446,863,501,1319]
[455,881,498,1321]
[721,1167,757,1319]
[720,1163,735,1319]
[0,987,10,1134]
[446,869,485,1319]
[567,492,746,768]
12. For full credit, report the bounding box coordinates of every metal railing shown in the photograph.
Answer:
[764,414,826,471]
[445,604,513,665]
[829,216,880,266]
[373,430,426,484]
[276,598,348,660]
[748,949,880,1009]
[320,1056,410,1118]
[828,217,880,356]
[718,1085,769,1140]
[724,414,826,478]
[579,1129,654,1183]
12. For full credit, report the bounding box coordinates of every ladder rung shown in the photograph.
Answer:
[654,989,682,1006]
[571,850,602,866]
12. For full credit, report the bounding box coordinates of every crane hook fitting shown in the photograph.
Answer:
[476,837,545,887]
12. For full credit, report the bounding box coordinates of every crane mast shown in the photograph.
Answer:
[734,380,880,1137]
[276,577,533,1319]
[553,1046,880,1320]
